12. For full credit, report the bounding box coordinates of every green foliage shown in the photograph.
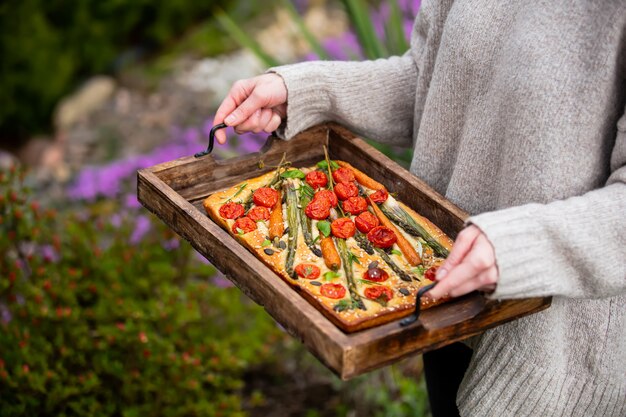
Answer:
[0,166,285,416]
[0,0,231,145]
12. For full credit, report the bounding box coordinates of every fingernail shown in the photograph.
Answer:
[225,114,235,124]
[436,269,447,280]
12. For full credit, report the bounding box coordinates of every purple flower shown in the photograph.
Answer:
[162,238,180,251]
[41,245,60,263]
[125,194,141,209]
[130,215,151,244]
[212,274,234,289]
[0,304,11,324]
[195,251,211,265]
[110,213,123,228]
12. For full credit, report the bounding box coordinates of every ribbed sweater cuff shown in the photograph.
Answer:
[268,63,332,140]
[468,206,556,299]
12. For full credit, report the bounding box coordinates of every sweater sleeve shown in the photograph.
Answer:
[267,3,438,146]
[469,108,626,300]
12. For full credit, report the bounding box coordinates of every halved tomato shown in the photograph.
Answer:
[295,263,321,279]
[232,217,257,234]
[219,202,244,219]
[331,217,356,239]
[305,171,328,189]
[247,206,270,222]
[355,211,379,233]
[252,187,279,208]
[320,283,346,299]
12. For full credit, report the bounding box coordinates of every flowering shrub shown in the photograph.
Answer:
[0,165,286,416]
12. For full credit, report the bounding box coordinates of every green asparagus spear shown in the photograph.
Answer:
[335,237,366,310]
[379,204,450,257]
[354,232,414,282]
[284,182,300,278]
[297,183,322,257]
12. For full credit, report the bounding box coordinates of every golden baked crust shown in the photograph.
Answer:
[203,165,452,333]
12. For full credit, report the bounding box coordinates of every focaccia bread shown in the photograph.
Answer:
[203,158,453,332]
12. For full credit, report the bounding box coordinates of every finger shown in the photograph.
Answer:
[213,79,255,144]
[234,109,263,134]
[428,262,477,300]
[264,112,282,133]
[254,109,273,134]
[225,90,268,129]
[430,235,497,299]
[437,225,481,280]
[213,95,237,144]
[448,266,498,298]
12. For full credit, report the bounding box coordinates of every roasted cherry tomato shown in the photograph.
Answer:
[305,171,328,189]
[332,167,355,184]
[247,206,270,222]
[370,188,389,204]
[364,285,393,302]
[362,267,390,282]
[367,226,397,248]
[331,217,356,239]
[219,202,245,219]
[320,283,346,299]
[305,198,331,220]
[232,217,257,234]
[334,182,358,201]
[295,263,321,279]
[355,211,380,233]
[313,190,338,207]
[424,266,439,281]
[252,187,279,208]
[343,196,368,215]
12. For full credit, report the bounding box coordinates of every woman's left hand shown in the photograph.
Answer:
[427,225,499,299]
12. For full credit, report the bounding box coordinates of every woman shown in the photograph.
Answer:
[212,1,626,416]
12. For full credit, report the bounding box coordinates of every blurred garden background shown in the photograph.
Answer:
[0,1,428,416]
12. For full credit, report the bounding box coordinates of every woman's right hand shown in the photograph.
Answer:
[213,73,288,144]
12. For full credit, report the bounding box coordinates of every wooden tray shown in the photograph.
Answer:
[137,123,551,380]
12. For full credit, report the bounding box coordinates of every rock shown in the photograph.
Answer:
[54,76,117,129]
[0,150,17,170]
[176,50,264,107]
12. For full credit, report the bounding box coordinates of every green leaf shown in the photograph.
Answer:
[280,0,330,60]
[316,160,339,170]
[236,228,244,235]
[412,265,427,276]
[215,10,280,67]
[261,239,271,247]
[391,249,403,256]
[384,0,410,55]
[280,169,305,179]
[341,0,388,59]
[358,279,381,286]
[323,271,341,281]
[316,220,331,238]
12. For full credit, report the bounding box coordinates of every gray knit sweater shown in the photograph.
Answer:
[270,1,626,415]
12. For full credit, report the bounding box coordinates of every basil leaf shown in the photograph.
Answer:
[261,239,271,247]
[323,271,341,281]
[317,220,331,238]
[236,228,245,236]
[281,169,305,179]
[391,249,403,256]
[316,160,340,170]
